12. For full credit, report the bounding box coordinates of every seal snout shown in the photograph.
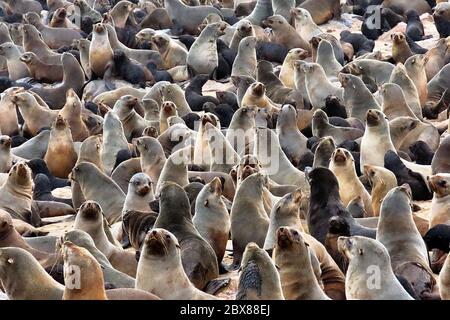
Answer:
[333,148,347,164]
[80,201,102,221]
[0,136,11,148]
[276,227,293,248]
[366,109,379,125]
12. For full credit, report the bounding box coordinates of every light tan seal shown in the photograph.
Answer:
[364,165,397,217]
[136,228,219,300]
[273,227,330,300]
[74,201,138,277]
[44,115,78,179]
[338,236,414,300]
[428,174,450,228]
[58,89,89,142]
[329,148,373,217]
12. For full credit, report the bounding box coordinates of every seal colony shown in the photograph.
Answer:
[0,0,450,301]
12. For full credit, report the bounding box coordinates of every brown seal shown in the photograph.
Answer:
[380,83,419,120]
[22,24,63,65]
[241,82,279,112]
[44,115,77,179]
[377,186,436,299]
[0,162,34,223]
[23,12,82,50]
[20,51,64,83]
[230,172,269,268]
[0,209,54,266]
[152,33,187,69]
[101,111,129,176]
[30,52,85,109]
[154,182,219,290]
[360,109,396,169]
[71,162,125,224]
[405,54,429,107]
[364,165,397,217]
[299,0,341,25]
[263,15,310,51]
[192,177,230,265]
[12,89,58,136]
[136,228,218,299]
[428,174,450,228]
[74,201,138,277]
[279,48,309,89]
[112,95,148,141]
[432,135,450,174]
[273,227,330,300]
[391,32,413,64]
[58,89,89,142]
[89,23,113,78]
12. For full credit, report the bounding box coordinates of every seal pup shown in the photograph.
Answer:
[136,228,218,299]
[364,165,397,217]
[338,236,414,300]
[44,115,77,179]
[71,162,125,224]
[384,150,432,201]
[154,182,219,290]
[74,201,138,277]
[330,148,373,217]
[274,227,330,300]
[155,148,190,196]
[360,109,396,169]
[58,89,89,142]
[112,95,149,141]
[33,174,72,206]
[377,186,435,299]
[192,177,230,266]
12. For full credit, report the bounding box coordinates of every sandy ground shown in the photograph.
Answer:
[36,14,443,300]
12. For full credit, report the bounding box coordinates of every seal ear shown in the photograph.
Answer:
[358,248,363,255]
[7,258,14,264]
[204,199,209,207]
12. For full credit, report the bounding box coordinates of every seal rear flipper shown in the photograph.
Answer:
[236,260,262,300]
[204,277,231,295]
[395,274,421,300]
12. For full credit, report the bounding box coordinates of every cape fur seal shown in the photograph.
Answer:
[136,228,218,300]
